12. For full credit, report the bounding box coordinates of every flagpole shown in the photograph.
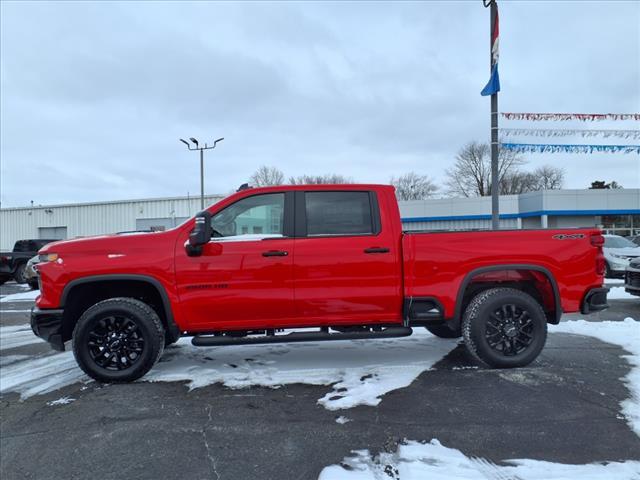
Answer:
[490,0,499,230]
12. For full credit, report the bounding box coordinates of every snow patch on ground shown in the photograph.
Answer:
[0,350,88,399]
[319,439,640,480]
[335,416,351,424]
[0,290,39,303]
[553,318,640,436]
[0,326,456,407]
[0,324,46,350]
[608,286,636,300]
[147,331,456,410]
[46,396,75,406]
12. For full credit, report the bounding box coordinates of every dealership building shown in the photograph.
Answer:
[1,188,638,250]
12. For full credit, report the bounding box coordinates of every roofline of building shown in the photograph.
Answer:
[402,208,640,223]
[0,193,227,212]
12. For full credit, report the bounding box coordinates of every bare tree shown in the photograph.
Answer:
[390,172,438,201]
[533,165,564,190]
[289,174,353,185]
[500,165,564,194]
[445,141,526,197]
[500,170,538,195]
[249,165,285,187]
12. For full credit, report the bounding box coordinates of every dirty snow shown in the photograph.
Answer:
[553,318,640,436]
[0,290,39,303]
[318,439,640,480]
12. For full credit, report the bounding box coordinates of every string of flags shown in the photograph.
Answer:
[498,112,639,154]
[501,112,640,122]
[499,129,640,140]
[500,143,640,155]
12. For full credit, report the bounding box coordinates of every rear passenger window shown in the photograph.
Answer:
[305,192,374,236]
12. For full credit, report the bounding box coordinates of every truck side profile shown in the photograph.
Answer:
[32,185,609,382]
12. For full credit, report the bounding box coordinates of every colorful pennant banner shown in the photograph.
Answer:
[500,143,640,154]
[501,113,640,122]
[499,129,640,140]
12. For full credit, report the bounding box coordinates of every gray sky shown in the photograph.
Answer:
[1,0,639,207]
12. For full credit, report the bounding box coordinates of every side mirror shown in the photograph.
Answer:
[186,211,211,257]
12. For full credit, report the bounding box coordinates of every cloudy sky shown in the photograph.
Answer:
[1,0,639,207]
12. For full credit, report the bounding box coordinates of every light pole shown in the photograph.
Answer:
[179,137,224,210]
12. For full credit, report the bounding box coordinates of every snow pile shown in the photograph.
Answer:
[553,318,640,436]
[319,439,640,480]
[0,290,39,303]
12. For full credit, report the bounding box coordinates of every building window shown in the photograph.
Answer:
[601,214,635,237]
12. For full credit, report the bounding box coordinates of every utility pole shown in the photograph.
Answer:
[490,0,499,229]
[179,137,224,210]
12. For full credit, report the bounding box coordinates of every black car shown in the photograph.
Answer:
[625,257,640,297]
[0,239,58,284]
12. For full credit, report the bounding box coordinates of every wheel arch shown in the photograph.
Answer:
[60,274,180,343]
[454,264,562,325]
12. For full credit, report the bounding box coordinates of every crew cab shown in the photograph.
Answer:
[1,239,58,284]
[32,185,608,382]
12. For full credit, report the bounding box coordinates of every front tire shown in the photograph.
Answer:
[72,297,165,383]
[462,288,547,368]
[13,263,27,284]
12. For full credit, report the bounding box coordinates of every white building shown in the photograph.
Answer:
[1,189,638,250]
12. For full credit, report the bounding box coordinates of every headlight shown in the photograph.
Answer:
[38,253,59,262]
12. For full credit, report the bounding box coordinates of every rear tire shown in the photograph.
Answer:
[13,263,27,284]
[72,297,165,383]
[425,324,462,338]
[462,288,547,369]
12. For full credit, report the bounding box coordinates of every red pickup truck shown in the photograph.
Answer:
[32,184,608,382]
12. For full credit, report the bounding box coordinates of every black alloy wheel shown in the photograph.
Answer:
[484,303,534,356]
[87,315,146,371]
[73,297,165,383]
[462,287,547,368]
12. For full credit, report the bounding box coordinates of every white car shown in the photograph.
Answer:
[603,234,640,278]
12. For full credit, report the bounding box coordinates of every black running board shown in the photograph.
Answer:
[191,327,413,347]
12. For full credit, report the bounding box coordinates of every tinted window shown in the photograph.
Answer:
[212,193,285,238]
[305,192,374,236]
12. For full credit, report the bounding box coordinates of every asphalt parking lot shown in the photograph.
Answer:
[1,281,639,479]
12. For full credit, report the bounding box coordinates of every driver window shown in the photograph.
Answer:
[211,193,285,239]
